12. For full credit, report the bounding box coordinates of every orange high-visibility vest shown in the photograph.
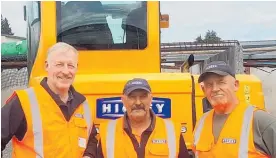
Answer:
[11,83,93,158]
[99,116,181,158]
[193,104,268,158]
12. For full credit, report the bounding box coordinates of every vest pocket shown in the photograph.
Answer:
[74,118,87,128]
[148,145,169,157]
[74,118,88,139]
[196,142,212,152]
[195,142,213,158]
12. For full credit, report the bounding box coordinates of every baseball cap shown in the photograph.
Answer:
[198,61,235,83]
[123,78,151,95]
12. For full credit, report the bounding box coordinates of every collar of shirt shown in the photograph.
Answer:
[40,77,74,106]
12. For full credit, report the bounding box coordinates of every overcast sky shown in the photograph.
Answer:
[1,1,276,42]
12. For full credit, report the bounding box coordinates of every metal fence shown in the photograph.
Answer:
[1,67,29,158]
[1,67,28,90]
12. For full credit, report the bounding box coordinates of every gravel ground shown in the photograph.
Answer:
[2,141,12,158]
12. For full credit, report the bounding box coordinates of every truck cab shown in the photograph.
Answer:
[25,1,265,156]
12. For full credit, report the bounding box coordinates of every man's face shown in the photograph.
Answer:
[202,73,239,112]
[122,89,152,121]
[45,49,78,91]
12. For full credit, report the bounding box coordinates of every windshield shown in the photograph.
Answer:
[56,1,147,50]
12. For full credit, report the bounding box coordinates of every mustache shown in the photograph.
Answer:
[58,75,72,79]
[131,104,146,111]
[211,93,224,97]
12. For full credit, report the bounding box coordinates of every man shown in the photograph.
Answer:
[193,61,276,157]
[1,42,98,158]
[84,78,190,158]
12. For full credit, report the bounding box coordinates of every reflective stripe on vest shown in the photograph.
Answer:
[25,88,93,157]
[164,119,177,158]
[194,111,211,146]
[194,111,211,158]
[239,106,254,158]
[193,106,255,158]
[105,119,176,158]
[106,120,117,158]
[83,100,93,136]
[25,88,44,158]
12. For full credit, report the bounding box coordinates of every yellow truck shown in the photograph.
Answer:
[24,1,265,156]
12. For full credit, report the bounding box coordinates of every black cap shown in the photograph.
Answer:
[123,78,151,95]
[198,61,235,83]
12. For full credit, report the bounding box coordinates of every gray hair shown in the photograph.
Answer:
[46,42,78,62]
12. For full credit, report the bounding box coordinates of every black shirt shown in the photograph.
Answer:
[1,77,98,158]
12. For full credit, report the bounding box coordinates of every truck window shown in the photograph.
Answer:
[26,1,41,76]
[56,1,147,50]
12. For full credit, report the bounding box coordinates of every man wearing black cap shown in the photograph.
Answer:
[192,61,276,158]
[84,78,190,158]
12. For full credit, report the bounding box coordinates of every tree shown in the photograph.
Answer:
[195,30,221,43]
[1,14,14,35]
[195,35,204,43]
[204,30,221,43]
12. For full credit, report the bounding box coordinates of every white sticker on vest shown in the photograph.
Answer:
[75,113,84,118]
[152,139,167,144]
[222,138,236,144]
[78,137,87,148]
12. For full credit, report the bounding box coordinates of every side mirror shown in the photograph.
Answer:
[160,14,169,28]
[24,5,27,21]
[180,54,194,73]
